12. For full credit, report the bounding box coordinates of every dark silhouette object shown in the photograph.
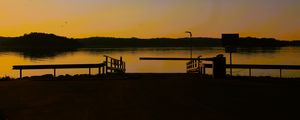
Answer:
[186,54,226,79]
[201,63,300,78]
[185,31,193,58]
[212,54,226,79]
[13,55,126,79]
[140,54,226,79]
[0,32,298,59]
[222,33,239,77]
[77,37,221,48]
[290,40,300,46]
[0,76,12,81]
[0,32,299,49]
[222,33,240,47]
[77,36,292,48]
[0,32,81,58]
[0,32,81,49]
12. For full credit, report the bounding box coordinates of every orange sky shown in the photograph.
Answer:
[0,0,299,40]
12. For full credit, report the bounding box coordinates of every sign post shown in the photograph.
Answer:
[221,33,239,78]
[185,31,193,59]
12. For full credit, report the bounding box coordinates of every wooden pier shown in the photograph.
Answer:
[201,64,300,78]
[141,54,226,79]
[186,58,300,78]
[13,55,126,79]
[141,54,300,78]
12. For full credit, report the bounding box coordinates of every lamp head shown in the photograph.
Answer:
[185,31,192,37]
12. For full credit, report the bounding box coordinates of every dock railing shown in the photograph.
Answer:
[104,55,126,74]
[185,54,300,78]
[203,64,300,78]
[186,56,205,74]
[13,55,126,79]
[186,54,226,79]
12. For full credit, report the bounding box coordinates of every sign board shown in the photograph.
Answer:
[222,33,239,47]
[222,33,239,53]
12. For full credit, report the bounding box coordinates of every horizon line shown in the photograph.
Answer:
[0,32,299,41]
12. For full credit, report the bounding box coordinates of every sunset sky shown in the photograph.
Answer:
[0,0,299,40]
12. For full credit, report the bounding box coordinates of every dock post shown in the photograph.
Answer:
[280,69,282,78]
[124,62,126,72]
[199,66,202,74]
[98,67,101,75]
[110,58,113,73]
[212,54,226,79]
[20,69,22,79]
[102,64,105,74]
[54,68,56,77]
[105,56,108,74]
[89,68,91,76]
[119,56,123,70]
[230,52,233,77]
[249,68,252,77]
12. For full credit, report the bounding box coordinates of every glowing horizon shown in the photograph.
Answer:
[0,0,299,40]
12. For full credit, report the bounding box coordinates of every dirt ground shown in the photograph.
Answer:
[0,73,299,120]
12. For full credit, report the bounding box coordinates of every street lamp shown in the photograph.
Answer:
[185,31,193,58]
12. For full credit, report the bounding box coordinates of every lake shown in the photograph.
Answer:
[1,47,300,78]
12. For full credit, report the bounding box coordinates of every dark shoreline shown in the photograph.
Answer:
[1,73,300,81]
[1,32,300,49]
[0,73,299,120]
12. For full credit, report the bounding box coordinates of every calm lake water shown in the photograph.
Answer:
[1,47,300,78]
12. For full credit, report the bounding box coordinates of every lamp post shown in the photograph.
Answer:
[185,31,193,59]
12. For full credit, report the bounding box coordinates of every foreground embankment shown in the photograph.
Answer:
[0,73,299,120]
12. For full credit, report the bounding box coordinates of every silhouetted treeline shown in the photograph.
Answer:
[0,33,299,49]
[234,37,285,47]
[76,37,221,48]
[76,37,299,48]
[0,32,81,49]
[0,33,80,58]
[289,41,300,46]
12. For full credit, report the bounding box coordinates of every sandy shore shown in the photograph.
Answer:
[0,73,299,120]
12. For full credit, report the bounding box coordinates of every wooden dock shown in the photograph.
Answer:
[187,58,300,78]
[13,55,126,79]
[140,55,300,78]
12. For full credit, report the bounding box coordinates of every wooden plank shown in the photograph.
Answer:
[229,64,300,69]
[140,57,213,61]
[13,63,105,70]
[12,55,126,79]
[203,64,300,70]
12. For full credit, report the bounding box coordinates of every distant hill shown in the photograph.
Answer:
[76,37,292,48]
[0,32,81,49]
[0,32,299,49]
[232,37,286,47]
[289,40,300,46]
[76,37,221,48]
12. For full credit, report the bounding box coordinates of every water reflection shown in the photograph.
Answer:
[0,47,284,59]
[0,47,299,78]
[237,47,282,54]
[0,48,78,60]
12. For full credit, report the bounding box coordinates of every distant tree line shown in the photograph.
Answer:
[0,32,81,49]
[0,32,299,49]
[76,36,300,48]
